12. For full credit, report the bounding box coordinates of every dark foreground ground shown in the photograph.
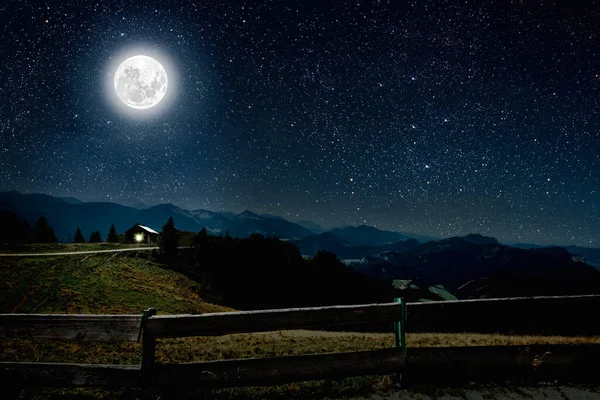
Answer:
[341,384,600,400]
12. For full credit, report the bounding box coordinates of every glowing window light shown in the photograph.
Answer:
[134,232,145,243]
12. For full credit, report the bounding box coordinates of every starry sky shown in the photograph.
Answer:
[1,0,599,246]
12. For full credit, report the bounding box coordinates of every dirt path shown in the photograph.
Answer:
[0,246,195,257]
[0,247,158,257]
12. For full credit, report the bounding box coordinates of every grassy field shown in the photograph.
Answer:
[2,248,600,399]
[0,250,228,314]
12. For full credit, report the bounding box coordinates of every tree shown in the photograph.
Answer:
[0,212,31,248]
[74,226,85,243]
[107,223,118,243]
[89,230,102,243]
[159,217,178,260]
[193,227,209,246]
[19,220,33,244]
[0,212,21,245]
[34,216,57,243]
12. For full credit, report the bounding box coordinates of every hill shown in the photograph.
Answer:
[565,245,600,268]
[0,249,230,314]
[294,220,325,233]
[226,210,313,239]
[180,233,398,311]
[292,232,419,259]
[329,225,411,246]
[355,235,600,300]
[513,243,600,270]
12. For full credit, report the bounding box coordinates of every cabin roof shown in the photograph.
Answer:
[137,224,159,234]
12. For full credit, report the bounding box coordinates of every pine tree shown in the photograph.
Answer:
[0,212,32,247]
[193,227,209,248]
[74,226,85,243]
[107,223,118,243]
[159,217,178,260]
[19,220,33,244]
[88,230,102,243]
[34,216,57,243]
[48,226,57,243]
[0,212,21,245]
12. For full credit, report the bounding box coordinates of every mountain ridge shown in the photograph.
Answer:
[354,235,600,300]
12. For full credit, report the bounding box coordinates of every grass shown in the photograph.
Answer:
[2,247,600,399]
[0,250,229,314]
[4,331,600,399]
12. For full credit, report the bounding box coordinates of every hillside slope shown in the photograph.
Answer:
[0,250,230,314]
[356,236,600,300]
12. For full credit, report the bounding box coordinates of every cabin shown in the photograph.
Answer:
[125,224,159,244]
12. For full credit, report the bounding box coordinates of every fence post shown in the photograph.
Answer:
[141,308,157,372]
[394,298,406,386]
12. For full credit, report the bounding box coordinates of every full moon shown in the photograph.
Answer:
[113,55,168,109]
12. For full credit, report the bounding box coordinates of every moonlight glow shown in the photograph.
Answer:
[114,55,168,109]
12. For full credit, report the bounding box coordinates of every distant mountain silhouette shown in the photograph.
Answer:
[329,225,411,247]
[512,242,600,269]
[59,196,84,204]
[457,233,499,245]
[354,235,600,299]
[258,213,290,222]
[295,220,325,234]
[565,246,600,268]
[226,210,312,239]
[188,209,232,232]
[134,203,206,233]
[0,191,313,242]
[292,232,419,259]
[511,242,542,249]
[0,191,138,242]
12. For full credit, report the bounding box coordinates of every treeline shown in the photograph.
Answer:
[162,226,397,311]
[73,224,119,244]
[0,211,121,247]
[0,212,57,246]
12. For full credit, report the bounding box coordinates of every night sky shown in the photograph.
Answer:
[1,1,599,246]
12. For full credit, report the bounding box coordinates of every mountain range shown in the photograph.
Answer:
[0,191,428,246]
[353,234,600,300]
[3,191,600,302]
[1,191,599,272]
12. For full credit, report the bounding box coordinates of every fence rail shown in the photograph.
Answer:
[0,362,139,388]
[0,314,141,342]
[148,347,404,388]
[406,294,600,335]
[0,300,406,388]
[148,302,404,338]
[3,344,600,388]
[3,294,600,389]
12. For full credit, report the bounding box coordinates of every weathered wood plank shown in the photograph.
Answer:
[4,345,599,389]
[404,344,600,385]
[0,362,140,387]
[0,314,141,341]
[406,294,600,335]
[148,302,402,338]
[148,348,404,388]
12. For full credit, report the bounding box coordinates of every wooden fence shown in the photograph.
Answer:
[406,294,600,335]
[0,300,407,388]
[3,294,600,388]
